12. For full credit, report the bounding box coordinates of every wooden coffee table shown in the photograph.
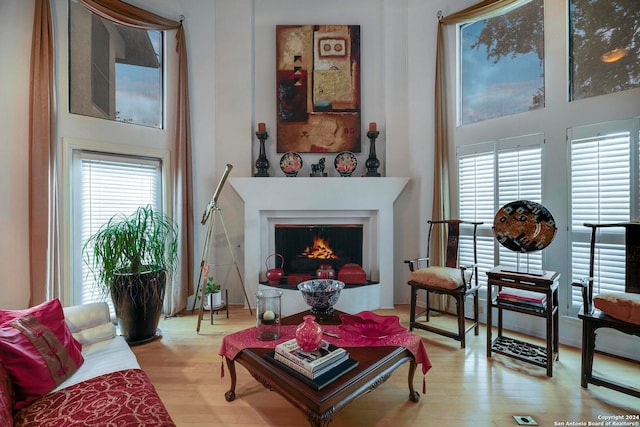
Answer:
[223,310,420,427]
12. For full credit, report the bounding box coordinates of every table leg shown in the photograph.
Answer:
[407,359,420,402]
[486,282,493,357]
[224,357,237,401]
[546,290,553,377]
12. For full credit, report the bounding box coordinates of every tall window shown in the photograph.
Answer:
[69,0,164,128]
[568,118,640,309]
[459,0,544,125]
[72,151,163,308]
[458,135,543,287]
[570,0,640,101]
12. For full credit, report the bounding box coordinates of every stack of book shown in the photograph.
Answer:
[266,338,358,390]
[497,288,547,311]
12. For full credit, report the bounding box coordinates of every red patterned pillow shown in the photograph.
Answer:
[0,363,14,427]
[0,299,84,410]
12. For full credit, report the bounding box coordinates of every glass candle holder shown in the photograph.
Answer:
[255,289,282,340]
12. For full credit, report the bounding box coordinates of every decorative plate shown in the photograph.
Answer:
[493,200,557,253]
[334,151,357,177]
[280,152,303,177]
[339,311,406,339]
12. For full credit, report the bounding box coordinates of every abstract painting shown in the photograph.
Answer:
[276,25,361,153]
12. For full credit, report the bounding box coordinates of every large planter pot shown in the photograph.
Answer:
[110,270,166,345]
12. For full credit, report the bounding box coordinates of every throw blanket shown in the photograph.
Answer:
[219,323,432,375]
[14,369,175,427]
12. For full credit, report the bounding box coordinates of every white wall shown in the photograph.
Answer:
[0,1,33,309]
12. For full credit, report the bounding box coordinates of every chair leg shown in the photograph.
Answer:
[457,294,466,349]
[425,290,430,321]
[409,285,417,332]
[582,319,597,389]
[473,290,479,335]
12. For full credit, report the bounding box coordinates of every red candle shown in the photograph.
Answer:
[258,122,266,133]
[368,122,377,132]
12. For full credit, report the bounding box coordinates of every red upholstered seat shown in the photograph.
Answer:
[594,292,640,326]
[13,369,175,427]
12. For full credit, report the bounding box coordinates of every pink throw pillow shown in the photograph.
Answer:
[0,299,84,410]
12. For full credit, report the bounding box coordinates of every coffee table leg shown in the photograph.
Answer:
[408,360,420,402]
[224,357,237,401]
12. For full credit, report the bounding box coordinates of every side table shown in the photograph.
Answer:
[486,267,560,377]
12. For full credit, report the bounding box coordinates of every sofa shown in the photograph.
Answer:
[0,299,175,426]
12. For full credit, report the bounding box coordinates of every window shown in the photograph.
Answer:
[459,0,544,125]
[458,135,544,287]
[569,0,640,101]
[72,151,163,309]
[568,118,640,308]
[69,0,164,128]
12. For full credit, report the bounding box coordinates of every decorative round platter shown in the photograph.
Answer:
[280,152,303,177]
[334,151,357,177]
[493,200,557,253]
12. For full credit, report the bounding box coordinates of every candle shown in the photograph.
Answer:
[368,122,377,132]
[263,310,275,321]
[258,122,266,133]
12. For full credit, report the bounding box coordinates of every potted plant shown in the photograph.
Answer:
[205,277,222,308]
[83,205,178,344]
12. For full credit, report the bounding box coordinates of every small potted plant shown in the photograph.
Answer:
[205,277,222,308]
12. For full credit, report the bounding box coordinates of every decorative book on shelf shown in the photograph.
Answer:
[274,339,348,375]
[264,351,359,391]
[497,288,547,309]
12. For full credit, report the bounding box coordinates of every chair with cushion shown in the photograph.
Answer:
[571,222,640,398]
[405,219,482,348]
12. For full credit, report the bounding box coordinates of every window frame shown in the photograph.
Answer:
[457,133,545,291]
[567,117,640,311]
[60,137,173,308]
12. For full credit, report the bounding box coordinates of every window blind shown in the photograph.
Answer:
[73,151,163,308]
[458,139,543,288]
[569,122,636,306]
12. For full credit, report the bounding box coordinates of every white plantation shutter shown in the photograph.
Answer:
[497,145,543,273]
[458,149,494,289]
[569,118,639,307]
[458,136,543,288]
[73,151,163,308]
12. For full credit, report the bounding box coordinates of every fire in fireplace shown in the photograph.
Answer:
[274,224,363,277]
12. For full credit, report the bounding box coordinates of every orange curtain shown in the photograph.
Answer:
[29,0,57,306]
[78,0,194,315]
[431,0,530,265]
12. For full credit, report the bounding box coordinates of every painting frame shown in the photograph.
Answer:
[276,25,361,153]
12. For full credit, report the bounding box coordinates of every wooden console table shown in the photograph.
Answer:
[486,267,560,377]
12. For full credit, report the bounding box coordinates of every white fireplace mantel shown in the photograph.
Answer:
[229,177,409,310]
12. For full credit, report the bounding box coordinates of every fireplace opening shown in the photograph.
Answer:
[274,224,363,278]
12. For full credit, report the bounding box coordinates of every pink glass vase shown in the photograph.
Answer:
[295,315,323,352]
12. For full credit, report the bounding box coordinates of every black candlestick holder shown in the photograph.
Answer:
[365,130,381,177]
[254,130,270,177]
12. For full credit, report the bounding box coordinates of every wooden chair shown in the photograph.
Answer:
[571,222,640,398]
[405,220,482,348]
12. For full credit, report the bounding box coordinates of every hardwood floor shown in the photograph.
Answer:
[132,305,639,427]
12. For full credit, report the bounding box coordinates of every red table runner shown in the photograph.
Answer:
[219,323,432,375]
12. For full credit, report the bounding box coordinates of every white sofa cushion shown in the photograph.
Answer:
[51,302,140,392]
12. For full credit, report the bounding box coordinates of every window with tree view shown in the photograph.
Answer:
[570,0,640,101]
[460,0,544,125]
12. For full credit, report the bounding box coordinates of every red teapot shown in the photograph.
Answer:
[265,253,284,285]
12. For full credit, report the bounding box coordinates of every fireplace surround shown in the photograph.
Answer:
[229,177,408,315]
